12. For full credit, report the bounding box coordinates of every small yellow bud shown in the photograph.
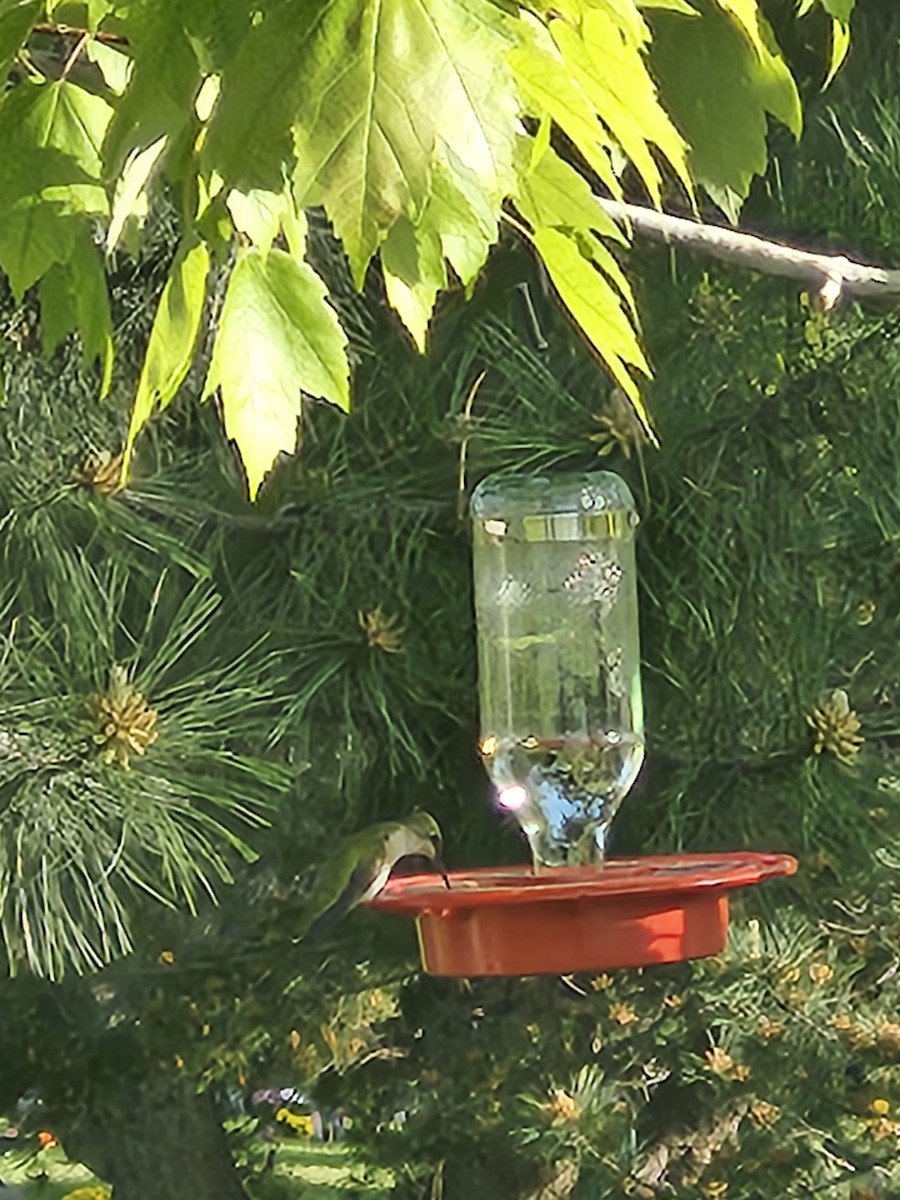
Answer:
[757,1016,784,1041]
[869,1116,900,1142]
[549,1088,580,1122]
[875,1019,900,1054]
[750,1099,780,1127]
[609,1002,638,1026]
[705,1046,733,1075]
[809,962,834,985]
[702,1181,728,1199]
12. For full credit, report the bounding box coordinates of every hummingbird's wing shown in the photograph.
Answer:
[296,817,444,942]
[302,857,391,940]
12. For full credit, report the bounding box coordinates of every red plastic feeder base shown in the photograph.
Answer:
[368,853,797,976]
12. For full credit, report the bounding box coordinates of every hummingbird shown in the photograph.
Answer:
[295,811,450,941]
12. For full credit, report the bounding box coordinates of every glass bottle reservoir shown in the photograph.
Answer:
[472,471,644,868]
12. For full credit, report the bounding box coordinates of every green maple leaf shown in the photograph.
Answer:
[0,79,112,192]
[124,238,211,473]
[85,39,133,95]
[532,226,651,433]
[0,0,40,80]
[103,0,201,177]
[226,184,307,260]
[508,38,622,202]
[819,0,854,16]
[39,230,113,393]
[204,249,350,498]
[39,262,76,355]
[517,141,638,324]
[637,0,697,11]
[106,135,168,255]
[179,0,255,70]
[46,0,113,28]
[515,142,625,244]
[824,18,850,86]
[199,2,315,193]
[382,217,446,353]
[292,0,518,286]
[382,146,499,348]
[0,79,112,296]
[548,8,691,206]
[427,146,498,290]
[0,208,79,301]
[649,0,801,213]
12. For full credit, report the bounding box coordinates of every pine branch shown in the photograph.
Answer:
[600,200,900,307]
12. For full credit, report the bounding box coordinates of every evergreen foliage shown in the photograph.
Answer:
[4,7,900,1200]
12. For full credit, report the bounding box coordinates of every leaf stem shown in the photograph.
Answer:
[500,209,534,242]
[59,32,89,82]
[32,22,129,47]
[15,49,44,80]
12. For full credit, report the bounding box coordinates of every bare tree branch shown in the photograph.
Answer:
[600,200,900,307]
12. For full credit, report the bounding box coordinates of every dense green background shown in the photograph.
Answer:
[4,8,900,1200]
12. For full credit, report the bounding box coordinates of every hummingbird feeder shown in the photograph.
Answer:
[370,470,796,975]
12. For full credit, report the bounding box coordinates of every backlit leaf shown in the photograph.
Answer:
[509,39,622,200]
[532,226,651,432]
[638,0,697,12]
[516,142,625,244]
[648,0,801,212]
[124,239,211,472]
[292,0,518,286]
[382,218,446,352]
[0,80,112,295]
[0,0,39,80]
[226,185,307,259]
[825,19,851,87]
[549,8,692,204]
[85,40,133,95]
[204,249,350,497]
[106,136,168,255]
[423,147,498,289]
[710,1,802,134]
[103,2,201,177]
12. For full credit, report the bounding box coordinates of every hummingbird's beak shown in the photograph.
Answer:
[436,858,451,890]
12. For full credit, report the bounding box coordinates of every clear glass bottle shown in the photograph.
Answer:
[471,470,644,868]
